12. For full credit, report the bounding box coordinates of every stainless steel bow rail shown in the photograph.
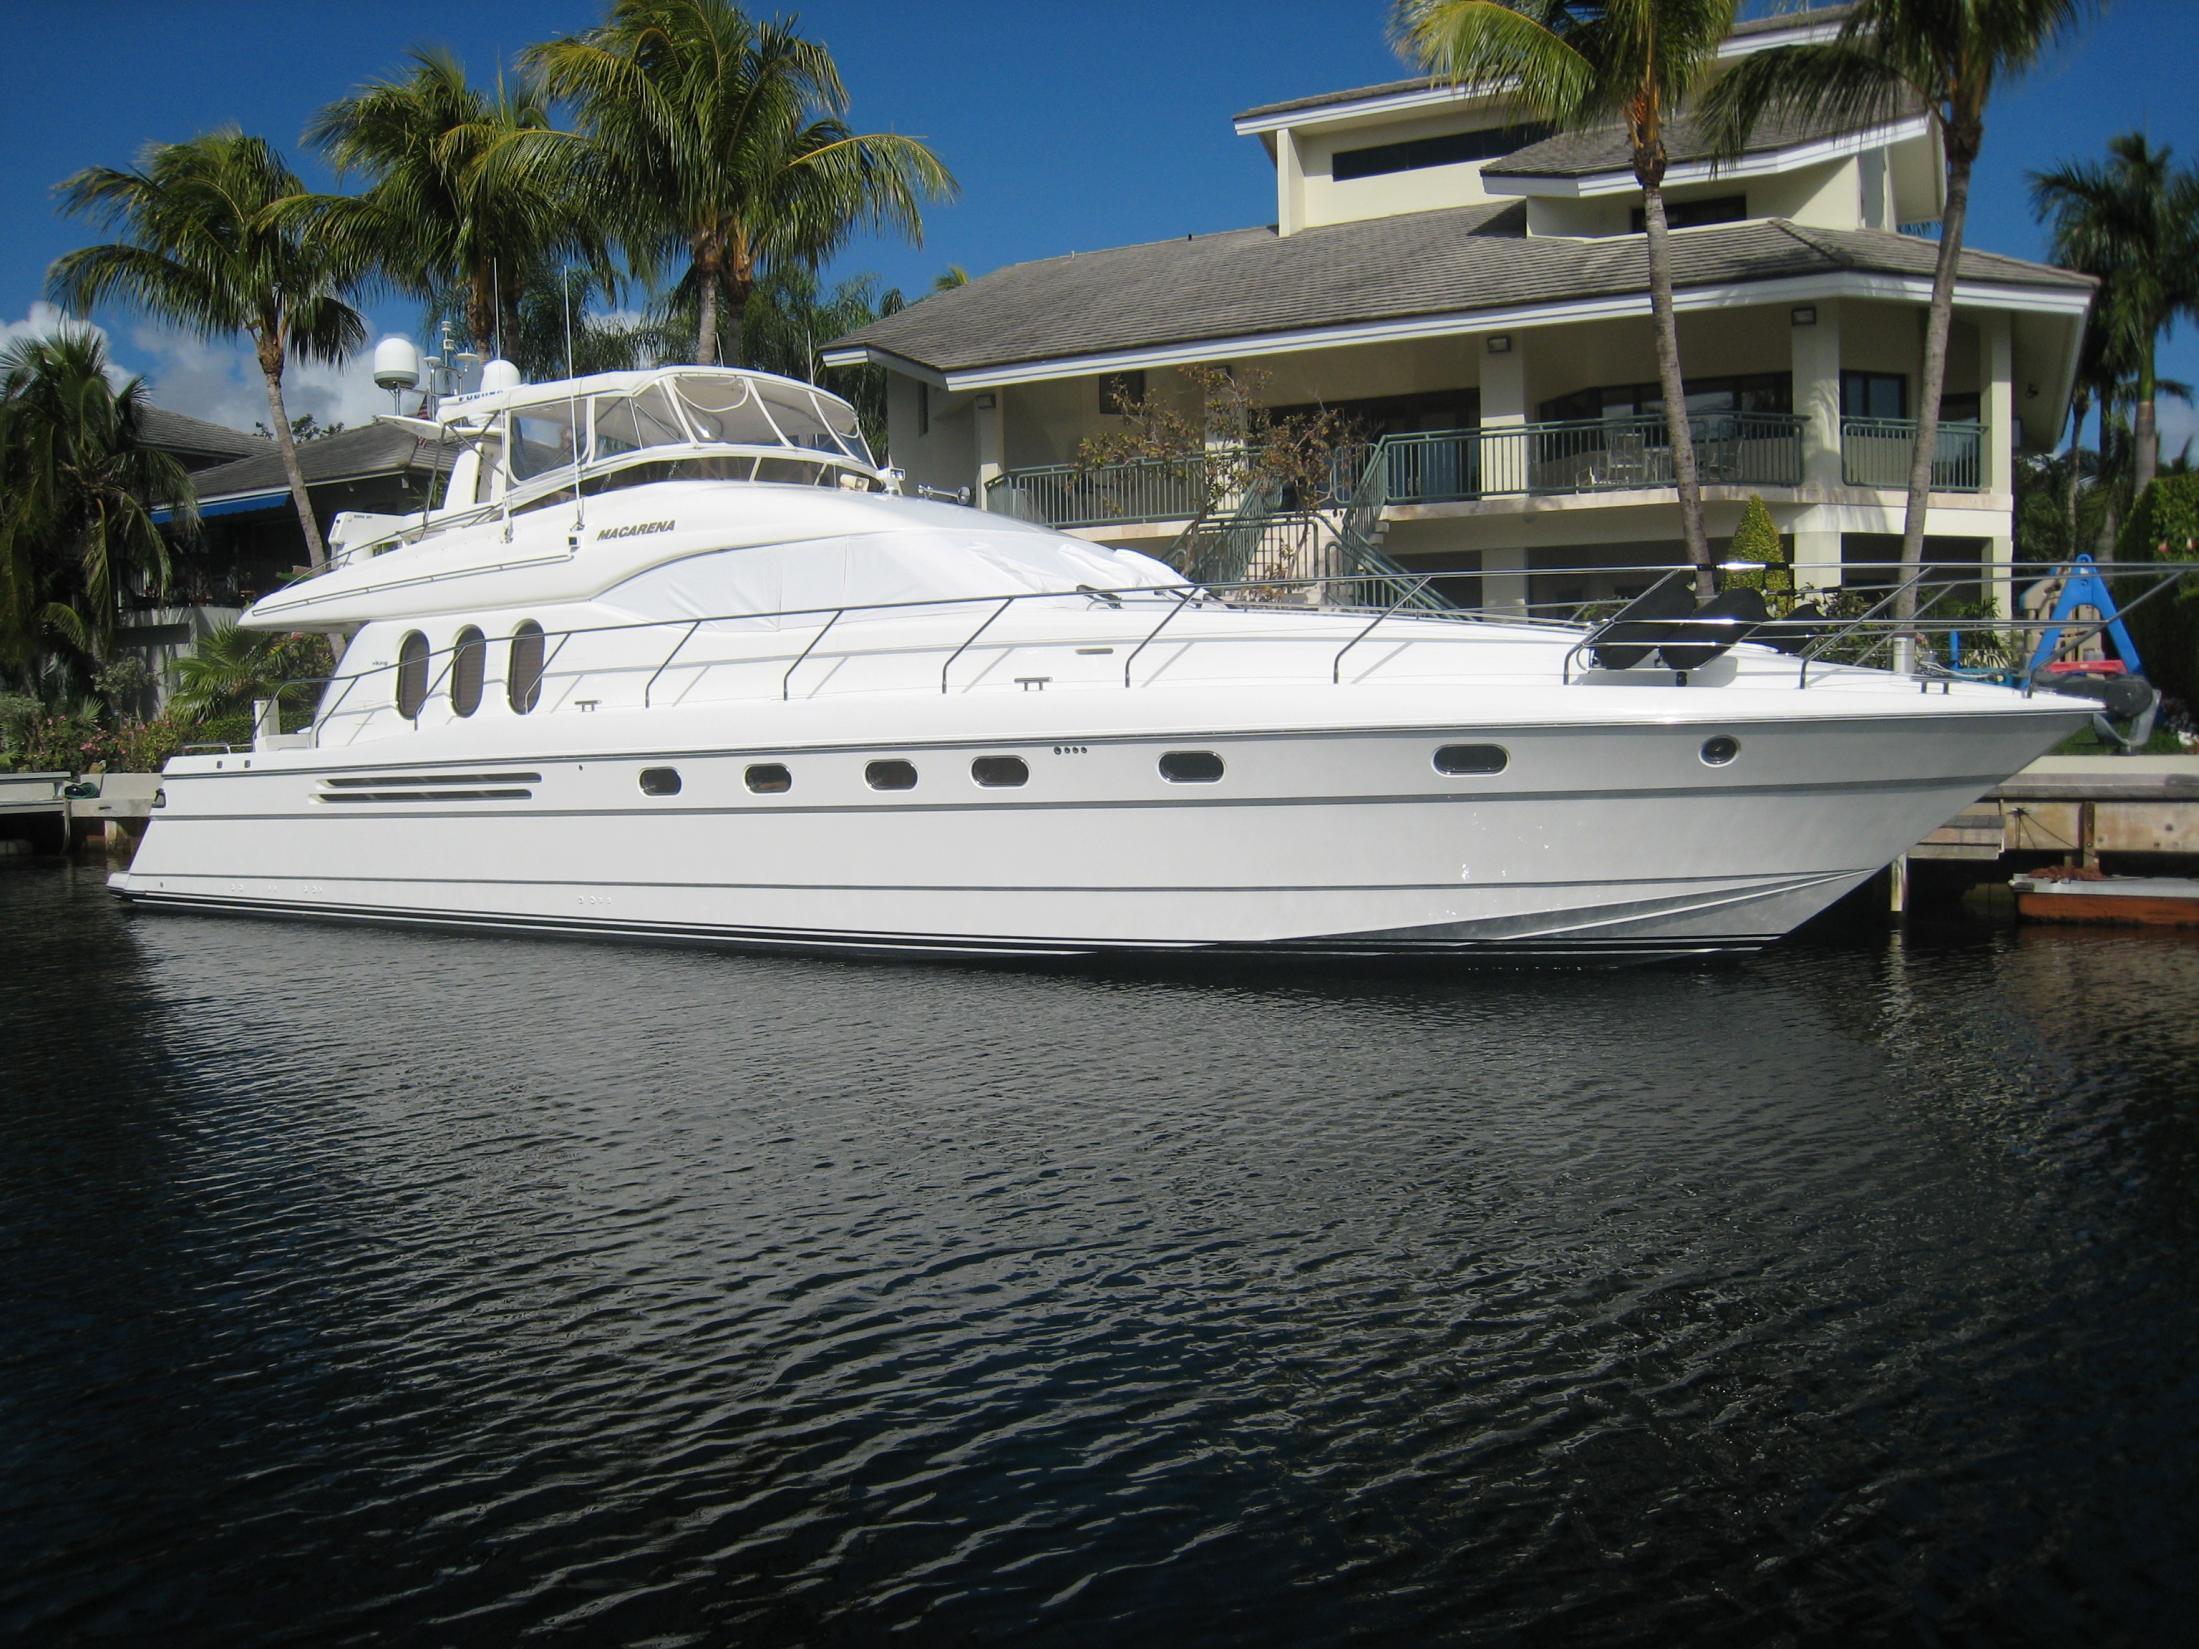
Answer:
[1559,559,2192,691]
[256,559,2194,749]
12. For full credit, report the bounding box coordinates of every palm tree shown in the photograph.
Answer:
[2031,131,2199,505]
[523,0,955,368]
[1701,0,2096,640]
[304,48,604,361]
[49,130,366,567]
[168,621,331,722]
[0,328,193,681]
[1394,0,1737,598]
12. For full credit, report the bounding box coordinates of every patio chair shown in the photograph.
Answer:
[1588,429,1649,489]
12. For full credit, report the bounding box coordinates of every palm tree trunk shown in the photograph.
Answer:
[721,273,754,370]
[2133,344,2158,504]
[2097,392,2119,552]
[2063,391,2088,554]
[468,268,498,360]
[1641,184,1712,599]
[255,342,326,569]
[696,264,721,366]
[1898,149,1974,650]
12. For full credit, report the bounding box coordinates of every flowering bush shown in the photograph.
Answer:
[2,707,197,775]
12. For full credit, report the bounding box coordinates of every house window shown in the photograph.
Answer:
[450,627,485,717]
[1332,123,1554,181]
[1841,371,1908,421]
[395,632,429,719]
[1540,373,1793,423]
[1099,371,1146,415]
[508,621,545,714]
[1628,194,1747,232]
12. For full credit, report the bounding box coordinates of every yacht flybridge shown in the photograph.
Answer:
[114,361,2129,962]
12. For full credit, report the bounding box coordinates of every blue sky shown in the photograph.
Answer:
[3,0,2194,448]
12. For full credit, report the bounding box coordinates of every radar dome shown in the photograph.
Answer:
[480,359,523,394]
[371,336,421,392]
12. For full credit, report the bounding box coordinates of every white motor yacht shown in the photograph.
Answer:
[114,361,2107,962]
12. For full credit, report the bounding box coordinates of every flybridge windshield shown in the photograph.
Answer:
[501,372,874,483]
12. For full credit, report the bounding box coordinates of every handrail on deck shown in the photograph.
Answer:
[254,558,2193,752]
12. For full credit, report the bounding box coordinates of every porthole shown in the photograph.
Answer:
[866,759,918,791]
[1159,750,1224,784]
[395,631,429,718]
[1433,743,1508,776]
[450,627,485,717]
[1700,735,1741,767]
[745,763,791,794]
[972,755,1028,788]
[508,620,545,715]
[639,767,682,797]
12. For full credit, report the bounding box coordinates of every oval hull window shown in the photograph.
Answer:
[1159,750,1224,783]
[1433,744,1508,776]
[639,767,681,797]
[745,763,792,794]
[451,627,486,717]
[972,755,1028,788]
[509,621,545,714]
[395,631,429,719]
[1700,735,1741,767]
[866,759,918,791]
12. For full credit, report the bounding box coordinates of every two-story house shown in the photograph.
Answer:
[823,7,2092,616]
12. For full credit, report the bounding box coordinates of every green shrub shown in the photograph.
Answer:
[2117,475,2199,712]
[1722,495,1790,597]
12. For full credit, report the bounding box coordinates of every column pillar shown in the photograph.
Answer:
[974,387,1006,507]
[1477,333,1530,613]
[1793,298,1843,494]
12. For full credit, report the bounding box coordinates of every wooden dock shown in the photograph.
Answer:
[1903,754,2199,915]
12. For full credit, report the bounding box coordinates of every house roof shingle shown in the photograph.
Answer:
[188,419,452,502]
[1233,6,1855,124]
[140,404,262,463]
[825,209,2090,379]
[1482,91,1926,182]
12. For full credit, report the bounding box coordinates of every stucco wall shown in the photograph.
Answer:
[1294,105,1525,230]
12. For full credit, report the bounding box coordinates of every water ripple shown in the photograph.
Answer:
[3,861,2196,1645]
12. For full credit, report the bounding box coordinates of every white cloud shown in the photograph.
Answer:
[2157,398,2198,466]
[0,302,124,379]
[123,322,392,437]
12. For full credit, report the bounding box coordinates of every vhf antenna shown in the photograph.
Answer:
[564,269,585,537]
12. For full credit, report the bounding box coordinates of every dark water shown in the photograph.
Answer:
[4,863,2196,1647]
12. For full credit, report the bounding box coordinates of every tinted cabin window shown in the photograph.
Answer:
[450,627,485,717]
[395,632,429,718]
[745,763,792,794]
[639,767,682,796]
[972,755,1028,788]
[509,621,545,714]
[1159,750,1224,783]
[866,759,918,791]
[1433,744,1508,776]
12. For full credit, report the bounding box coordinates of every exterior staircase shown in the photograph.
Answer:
[1165,440,1449,612]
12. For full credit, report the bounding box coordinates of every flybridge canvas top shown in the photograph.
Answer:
[382,366,879,476]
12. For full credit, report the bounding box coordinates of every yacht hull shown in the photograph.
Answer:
[110,708,2077,965]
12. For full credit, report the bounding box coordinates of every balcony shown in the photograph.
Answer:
[984,455,1208,529]
[1338,413,1806,503]
[1839,417,1984,492]
[985,413,1806,530]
